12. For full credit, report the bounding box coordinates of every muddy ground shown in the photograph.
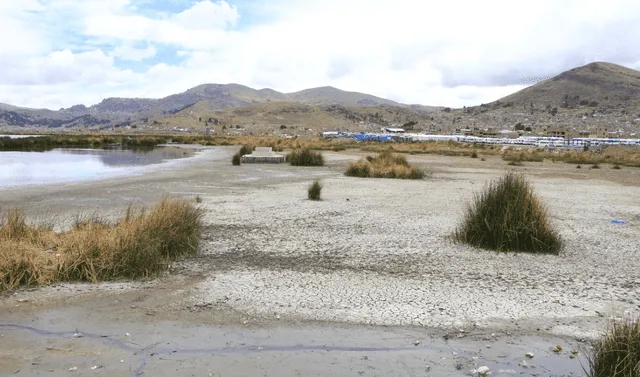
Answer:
[1,146,639,376]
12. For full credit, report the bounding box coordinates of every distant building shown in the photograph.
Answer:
[545,127,572,139]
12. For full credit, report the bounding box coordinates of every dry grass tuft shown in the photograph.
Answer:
[345,150,424,179]
[586,317,640,377]
[308,179,323,200]
[453,171,562,254]
[287,149,325,166]
[0,198,203,291]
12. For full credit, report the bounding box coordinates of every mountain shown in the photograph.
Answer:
[2,61,638,133]
[288,86,403,107]
[496,62,640,109]
[0,84,436,129]
[429,62,640,137]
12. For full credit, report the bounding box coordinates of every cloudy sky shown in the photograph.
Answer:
[1,0,639,110]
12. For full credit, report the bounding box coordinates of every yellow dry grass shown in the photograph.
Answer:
[0,198,203,291]
[345,150,425,179]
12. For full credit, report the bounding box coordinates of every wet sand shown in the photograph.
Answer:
[1,146,639,376]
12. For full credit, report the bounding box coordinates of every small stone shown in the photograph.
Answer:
[73,333,83,338]
[90,365,102,370]
[476,366,491,376]
[125,333,130,337]
[69,367,77,372]
[519,360,529,368]
[525,352,534,359]
[414,340,421,346]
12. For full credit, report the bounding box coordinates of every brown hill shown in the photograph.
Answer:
[151,100,439,135]
[496,62,640,109]
[0,83,437,129]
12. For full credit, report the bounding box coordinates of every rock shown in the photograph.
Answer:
[68,367,77,372]
[476,366,491,376]
[525,352,534,359]
[414,340,421,346]
[519,360,529,368]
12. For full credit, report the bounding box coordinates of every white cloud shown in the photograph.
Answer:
[111,45,157,61]
[80,0,238,50]
[0,0,639,109]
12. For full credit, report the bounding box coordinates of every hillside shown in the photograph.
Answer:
[1,61,639,136]
[151,101,438,135]
[497,62,640,109]
[426,62,640,137]
[0,84,436,130]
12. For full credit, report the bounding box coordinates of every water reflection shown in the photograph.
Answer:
[58,147,194,167]
[0,147,196,187]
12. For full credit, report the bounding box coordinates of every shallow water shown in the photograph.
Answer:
[0,134,44,139]
[0,147,195,188]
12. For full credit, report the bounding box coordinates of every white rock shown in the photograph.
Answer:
[525,352,534,359]
[476,366,491,376]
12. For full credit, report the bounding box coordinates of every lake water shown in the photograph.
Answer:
[0,134,45,139]
[0,147,196,188]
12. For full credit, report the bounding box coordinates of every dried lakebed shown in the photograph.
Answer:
[1,147,639,376]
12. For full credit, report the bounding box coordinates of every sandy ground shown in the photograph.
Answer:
[1,146,639,376]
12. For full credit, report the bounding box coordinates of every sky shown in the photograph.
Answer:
[1,0,639,110]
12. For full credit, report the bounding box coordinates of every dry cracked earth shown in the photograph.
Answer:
[1,146,639,376]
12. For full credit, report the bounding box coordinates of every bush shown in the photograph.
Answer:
[345,150,424,179]
[592,164,601,169]
[345,160,372,177]
[287,149,325,166]
[453,172,562,254]
[232,152,241,166]
[586,317,640,377]
[239,144,253,156]
[0,198,203,291]
[577,165,582,169]
[308,179,323,201]
[471,151,478,159]
[613,164,622,170]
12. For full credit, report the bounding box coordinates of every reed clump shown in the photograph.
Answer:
[345,150,424,179]
[453,171,562,254]
[286,149,325,166]
[586,317,640,377]
[308,179,323,200]
[0,198,203,291]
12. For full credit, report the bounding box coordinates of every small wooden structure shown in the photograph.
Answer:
[241,147,286,164]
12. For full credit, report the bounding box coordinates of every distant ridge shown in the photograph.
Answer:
[0,83,435,128]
